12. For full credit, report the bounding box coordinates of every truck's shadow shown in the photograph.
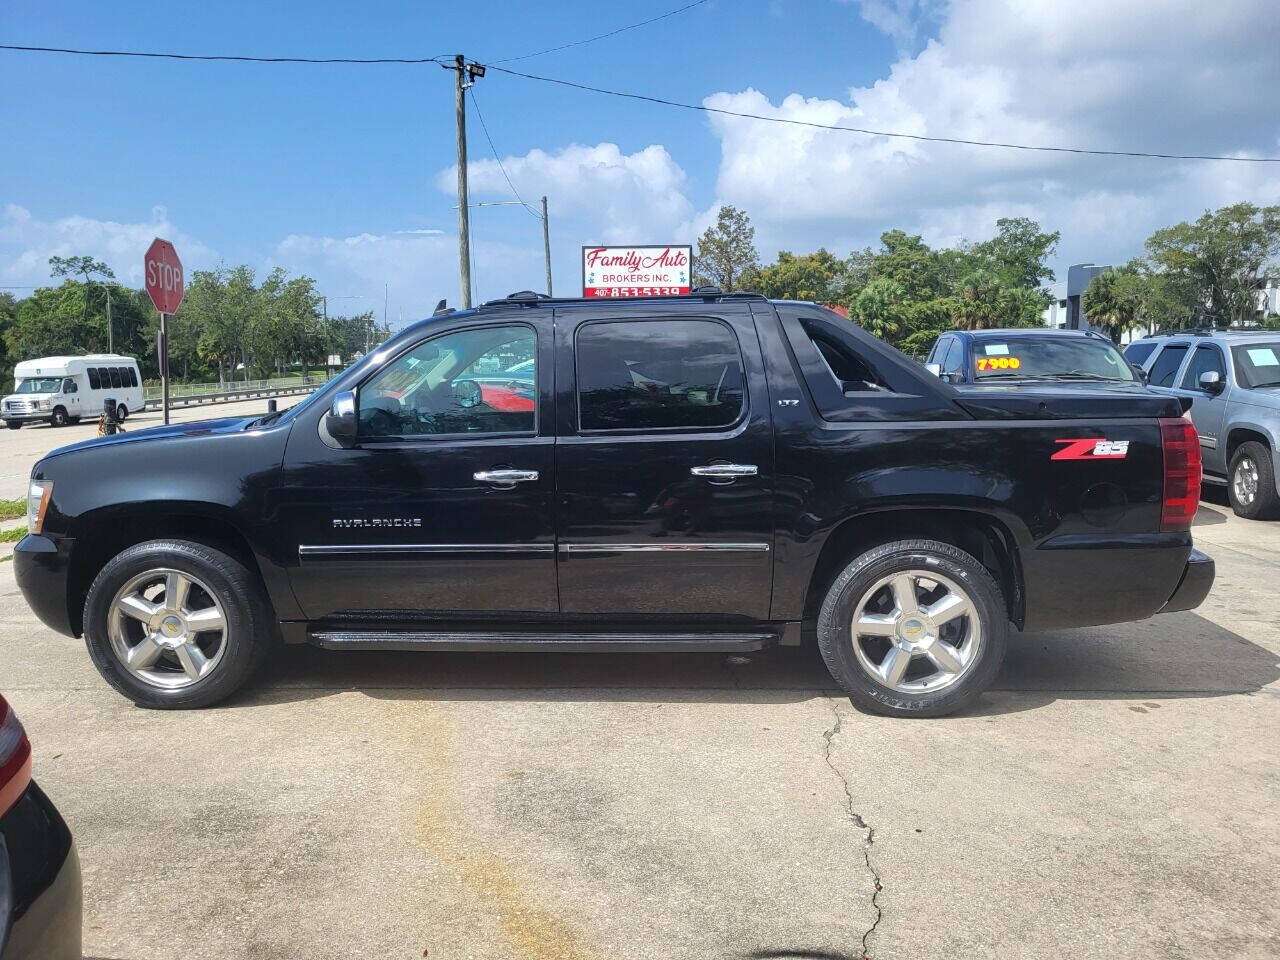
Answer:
[238,612,1278,716]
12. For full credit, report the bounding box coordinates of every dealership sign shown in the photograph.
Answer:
[582,245,692,298]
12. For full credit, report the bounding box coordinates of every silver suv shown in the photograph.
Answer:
[1125,331,1280,519]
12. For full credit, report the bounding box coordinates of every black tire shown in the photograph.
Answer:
[82,539,274,709]
[817,539,1008,718]
[1228,441,1280,520]
[116,404,128,421]
[50,407,68,427]
[4,421,20,430]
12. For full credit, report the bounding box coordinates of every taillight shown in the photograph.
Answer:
[0,695,32,819]
[1159,417,1202,532]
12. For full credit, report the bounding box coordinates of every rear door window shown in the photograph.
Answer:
[575,319,745,432]
[128,367,139,387]
[1148,344,1189,387]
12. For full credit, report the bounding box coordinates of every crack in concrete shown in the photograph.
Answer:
[822,699,883,960]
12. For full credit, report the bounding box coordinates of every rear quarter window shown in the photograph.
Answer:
[1123,341,1157,365]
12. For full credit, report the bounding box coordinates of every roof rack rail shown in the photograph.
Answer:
[479,290,552,308]
[1145,325,1277,337]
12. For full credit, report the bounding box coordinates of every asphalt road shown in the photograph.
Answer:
[0,412,1276,959]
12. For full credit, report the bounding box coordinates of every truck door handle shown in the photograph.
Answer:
[691,464,758,479]
[474,469,539,484]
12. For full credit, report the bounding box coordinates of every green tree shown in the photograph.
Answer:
[1145,202,1280,326]
[48,255,115,323]
[867,230,948,301]
[851,278,911,341]
[6,282,100,359]
[1083,264,1151,342]
[752,249,844,301]
[967,217,1060,290]
[694,206,759,291]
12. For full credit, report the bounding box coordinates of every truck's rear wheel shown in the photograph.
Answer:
[116,404,128,421]
[83,539,273,709]
[818,539,1008,718]
[1228,441,1280,520]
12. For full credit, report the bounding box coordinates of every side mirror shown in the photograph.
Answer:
[1198,370,1224,394]
[1130,363,1149,383]
[325,390,358,448]
[924,363,943,377]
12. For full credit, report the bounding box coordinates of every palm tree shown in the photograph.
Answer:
[1083,268,1138,343]
[852,278,909,340]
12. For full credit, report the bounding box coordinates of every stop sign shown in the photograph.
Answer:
[144,237,184,314]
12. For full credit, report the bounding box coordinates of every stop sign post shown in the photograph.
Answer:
[144,238,184,424]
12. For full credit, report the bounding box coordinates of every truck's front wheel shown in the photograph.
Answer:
[818,539,1008,718]
[83,539,273,709]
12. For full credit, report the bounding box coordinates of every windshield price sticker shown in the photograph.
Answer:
[976,356,1022,371]
[1246,347,1279,367]
[983,343,1011,355]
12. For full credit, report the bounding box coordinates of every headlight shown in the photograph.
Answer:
[37,400,50,411]
[27,481,52,535]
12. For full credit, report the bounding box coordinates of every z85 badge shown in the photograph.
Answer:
[1051,438,1130,460]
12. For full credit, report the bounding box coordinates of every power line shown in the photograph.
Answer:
[492,0,712,63]
[487,64,1280,163]
[467,86,542,220]
[7,40,1277,163]
[0,43,448,64]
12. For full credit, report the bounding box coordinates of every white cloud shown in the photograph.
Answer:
[0,203,216,289]
[271,228,548,323]
[702,0,1280,271]
[440,142,695,244]
[845,0,942,47]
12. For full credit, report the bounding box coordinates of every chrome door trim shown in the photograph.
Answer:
[299,543,555,559]
[559,542,770,554]
[690,464,758,478]
[474,469,539,483]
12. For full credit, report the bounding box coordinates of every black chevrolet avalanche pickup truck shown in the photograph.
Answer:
[14,292,1214,717]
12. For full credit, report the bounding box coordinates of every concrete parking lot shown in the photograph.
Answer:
[0,406,1277,959]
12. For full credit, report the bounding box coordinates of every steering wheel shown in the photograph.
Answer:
[363,406,400,436]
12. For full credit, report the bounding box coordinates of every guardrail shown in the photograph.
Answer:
[142,373,331,410]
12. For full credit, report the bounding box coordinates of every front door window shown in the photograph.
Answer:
[359,325,536,439]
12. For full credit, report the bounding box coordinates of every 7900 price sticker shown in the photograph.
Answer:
[976,356,1022,371]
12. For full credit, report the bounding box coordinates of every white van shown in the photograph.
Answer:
[3,355,145,429]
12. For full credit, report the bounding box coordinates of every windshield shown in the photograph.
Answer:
[971,337,1135,382]
[1232,343,1280,389]
[13,377,63,394]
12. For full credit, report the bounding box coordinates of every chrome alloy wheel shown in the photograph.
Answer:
[108,569,228,689]
[1233,457,1259,507]
[850,569,983,694]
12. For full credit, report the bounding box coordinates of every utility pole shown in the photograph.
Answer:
[541,196,553,296]
[105,285,113,353]
[453,54,473,309]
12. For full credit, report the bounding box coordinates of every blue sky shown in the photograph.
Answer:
[3,0,1279,321]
